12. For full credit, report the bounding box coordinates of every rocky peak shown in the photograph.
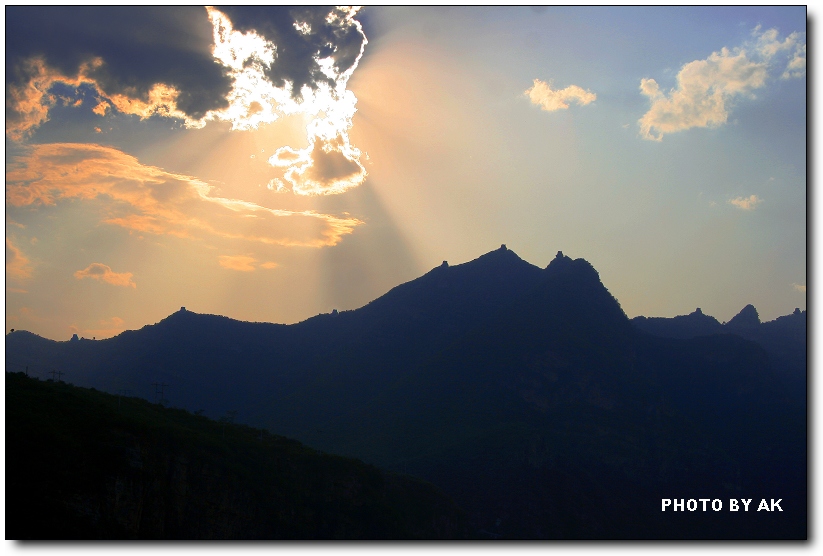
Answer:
[726,304,761,330]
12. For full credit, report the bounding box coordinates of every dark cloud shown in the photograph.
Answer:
[216,6,367,99]
[5,6,232,119]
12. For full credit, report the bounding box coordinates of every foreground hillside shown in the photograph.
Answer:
[5,372,468,540]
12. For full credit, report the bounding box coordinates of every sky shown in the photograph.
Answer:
[4,5,807,341]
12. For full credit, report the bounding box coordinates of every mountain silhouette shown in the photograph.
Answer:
[631,303,806,403]
[5,246,806,539]
[726,304,761,331]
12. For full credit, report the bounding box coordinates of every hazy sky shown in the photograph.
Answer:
[5,6,807,341]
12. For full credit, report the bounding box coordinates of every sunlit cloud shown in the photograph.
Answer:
[203,6,369,196]
[792,283,806,293]
[6,143,363,248]
[5,7,371,197]
[219,255,279,272]
[6,57,100,141]
[74,262,136,288]
[5,56,194,141]
[639,27,805,141]
[728,194,762,210]
[6,238,33,281]
[525,79,596,112]
[219,255,258,272]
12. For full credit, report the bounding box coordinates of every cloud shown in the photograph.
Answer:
[74,263,136,288]
[792,283,806,293]
[639,27,805,141]
[525,79,596,112]
[5,6,371,197]
[5,6,232,126]
[5,56,202,140]
[219,255,258,272]
[6,238,33,281]
[215,6,368,101]
[219,255,279,272]
[206,7,369,195]
[6,143,363,248]
[272,133,367,195]
[752,26,806,80]
[728,194,762,210]
[782,43,806,79]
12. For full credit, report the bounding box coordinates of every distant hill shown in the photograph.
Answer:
[6,372,468,540]
[5,246,806,539]
[631,304,806,400]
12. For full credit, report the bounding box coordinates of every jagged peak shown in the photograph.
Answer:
[726,304,760,328]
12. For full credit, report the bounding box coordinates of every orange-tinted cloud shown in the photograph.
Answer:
[728,195,762,211]
[6,8,370,199]
[74,263,136,288]
[5,57,192,141]
[218,255,257,272]
[218,255,279,271]
[6,238,33,281]
[6,143,363,248]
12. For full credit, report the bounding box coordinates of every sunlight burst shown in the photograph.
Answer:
[198,6,369,196]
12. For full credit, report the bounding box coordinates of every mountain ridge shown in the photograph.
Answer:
[5,245,806,538]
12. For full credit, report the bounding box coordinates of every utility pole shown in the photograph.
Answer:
[56,370,65,383]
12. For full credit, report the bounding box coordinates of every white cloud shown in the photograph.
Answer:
[782,43,806,79]
[728,194,762,210]
[639,27,805,141]
[792,283,806,293]
[525,79,596,112]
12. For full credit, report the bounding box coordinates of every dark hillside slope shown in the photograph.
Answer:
[5,372,467,540]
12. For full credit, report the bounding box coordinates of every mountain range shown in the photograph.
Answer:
[5,246,806,539]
